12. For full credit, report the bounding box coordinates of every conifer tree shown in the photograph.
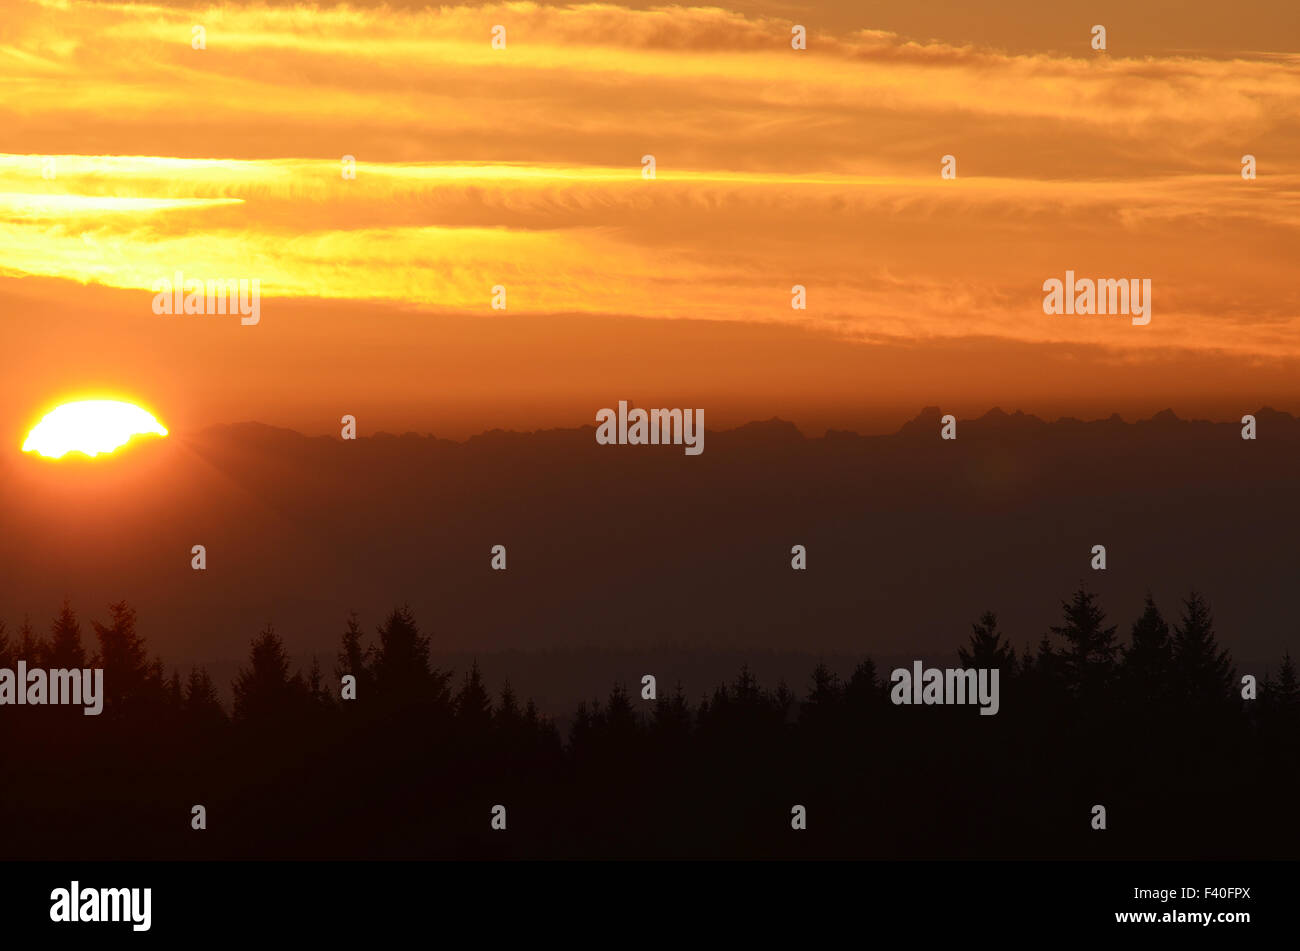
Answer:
[232,625,305,721]
[801,662,842,730]
[47,601,86,668]
[1124,594,1174,707]
[603,681,640,740]
[93,601,164,714]
[167,670,183,709]
[650,683,693,743]
[496,680,522,729]
[1171,592,1235,712]
[307,656,332,711]
[959,611,1016,671]
[1275,652,1299,711]
[335,611,374,701]
[1048,587,1118,702]
[372,606,450,708]
[184,667,227,727]
[17,617,45,664]
[454,660,493,729]
[844,657,881,714]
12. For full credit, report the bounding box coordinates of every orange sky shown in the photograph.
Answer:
[2,0,1298,439]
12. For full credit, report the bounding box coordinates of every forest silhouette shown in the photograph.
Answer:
[0,589,1295,859]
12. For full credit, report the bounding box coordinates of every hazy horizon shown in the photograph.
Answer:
[173,402,1300,439]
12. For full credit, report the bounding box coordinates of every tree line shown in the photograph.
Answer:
[0,588,1295,859]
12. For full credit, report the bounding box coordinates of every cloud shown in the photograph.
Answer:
[0,1,1296,360]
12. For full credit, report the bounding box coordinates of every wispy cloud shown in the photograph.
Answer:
[1,1,1296,359]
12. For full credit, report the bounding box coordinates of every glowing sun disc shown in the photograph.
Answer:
[22,400,168,458]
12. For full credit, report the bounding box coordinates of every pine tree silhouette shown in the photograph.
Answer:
[1123,594,1175,711]
[1029,632,1061,692]
[92,601,164,716]
[602,681,641,743]
[493,680,526,751]
[650,682,693,747]
[801,661,843,731]
[232,624,306,721]
[497,680,521,723]
[1260,652,1295,720]
[454,660,493,729]
[372,606,450,710]
[16,617,45,664]
[166,670,183,709]
[569,698,599,760]
[1016,643,1035,679]
[334,611,374,704]
[844,657,882,718]
[1048,587,1118,704]
[307,656,332,713]
[1171,592,1235,714]
[46,601,86,668]
[958,611,1016,670]
[773,679,794,722]
[1275,652,1299,710]
[183,666,227,728]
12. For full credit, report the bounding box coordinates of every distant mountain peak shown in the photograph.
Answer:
[722,417,805,442]
[897,406,944,437]
[1253,406,1296,422]
[975,407,1045,429]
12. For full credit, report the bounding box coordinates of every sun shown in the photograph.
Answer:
[22,399,168,459]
